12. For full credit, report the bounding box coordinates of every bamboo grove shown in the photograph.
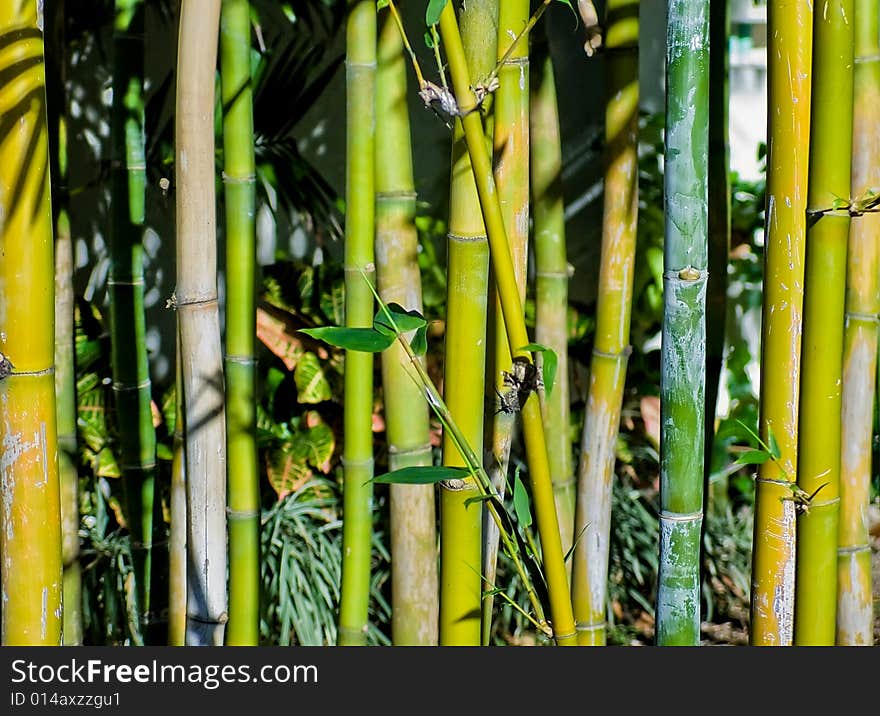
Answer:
[0,0,877,647]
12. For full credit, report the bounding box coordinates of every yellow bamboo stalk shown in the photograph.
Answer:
[837,0,880,646]
[749,0,812,646]
[438,1,577,645]
[0,0,63,646]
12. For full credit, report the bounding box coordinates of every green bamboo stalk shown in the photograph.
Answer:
[530,31,574,570]
[0,0,63,646]
[750,0,812,646]
[168,342,187,646]
[440,0,497,646]
[46,0,83,645]
[108,0,156,643]
[482,0,529,646]
[175,0,228,646]
[220,0,260,647]
[437,0,577,646]
[794,0,854,646]
[337,0,377,647]
[572,0,639,647]
[655,0,709,646]
[705,0,730,513]
[375,11,439,646]
[837,0,880,646]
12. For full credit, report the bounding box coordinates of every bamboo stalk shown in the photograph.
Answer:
[749,0,812,646]
[439,0,497,646]
[530,32,574,570]
[46,0,82,645]
[168,342,187,646]
[572,0,639,647]
[375,12,439,646]
[175,0,228,646]
[108,0,156,643]
[220,0,260,647]
[482,0,529,646]
[705,0,730,513]
[437,1,577,646]
[337,0,377,647]
[655,0,709,646]
[837,0,880,646]
[0,0,63,646]
[794,0,854,646]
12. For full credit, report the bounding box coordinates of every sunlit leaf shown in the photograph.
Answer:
[425,0,447,26]
[513,471,533,529]
[733,449,771,466]
[370,465,470,484]
[299,326,394,352]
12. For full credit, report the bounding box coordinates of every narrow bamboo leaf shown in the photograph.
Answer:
[464,493,494,508]
[373,302,427,337]
[426,0,448,26]
[293,352,333,404]
[410,325,428,356]
[370,465,471,484]
[768,429,780,461]
[513,472,533,529]
[520,342,558,398]
[733,450,771,466]
[299,326,393,352]
[377,0,389,8]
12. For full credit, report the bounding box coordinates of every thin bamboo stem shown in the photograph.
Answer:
[168,341,187,646]
[437,1,577,646]
[794,0,854,646]
[337,0,377,646]
[572,0,639,647]
[749,0,812,646]
[0,0,63,646]
[220,0,260,647]
[175,0,228,646]
[655,0,709,646]
[836,0,880,646]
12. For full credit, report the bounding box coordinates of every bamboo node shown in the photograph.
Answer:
[844,310,880,325]
[659,509,703,523]
[112,379,152,392]
[220,171,256,184]
[592,345,632,361]
[575,620,606,632]
[440,478,469,491]
[0,352,13,380]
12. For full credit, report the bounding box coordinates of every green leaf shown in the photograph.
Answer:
[299,326,394,353]
[768,429,780,461]
[370,465,470,485]
[156,443,174,461]
[520,343,558,398]
[425,0,447,26]
[513,471,533,529]
[374,302,427,337]
[733,449,771,466]
[304,421,335,471]
[293,352,333,404]
[376,0,389,8]
[464,493,493,508]
[410,325,428,356]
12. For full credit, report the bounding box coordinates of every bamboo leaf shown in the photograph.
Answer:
[513,471,533,529]
[293,352,333,404]
[299,326,393,352]
[520,342,558,397]
[410,325,428,356]
[373,302,427,337]
[425,0,448,26]
[464,493,494,508]
[733,449,771,466]
[768,429,780,461]
[369,465,470,484]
